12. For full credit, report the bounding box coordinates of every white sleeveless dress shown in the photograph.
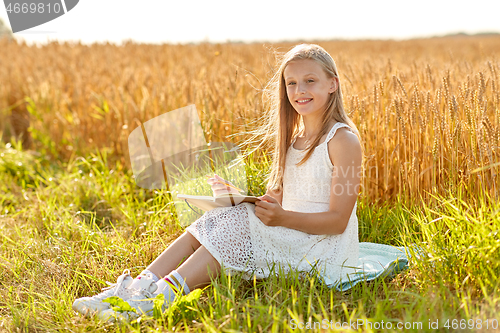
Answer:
[186,122,359,286]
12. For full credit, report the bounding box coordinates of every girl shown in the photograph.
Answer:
[73,43,363,322]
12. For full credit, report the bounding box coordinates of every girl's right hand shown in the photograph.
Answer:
[207,174,241,197]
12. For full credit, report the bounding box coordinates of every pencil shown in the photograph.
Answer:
[206,175,244,192]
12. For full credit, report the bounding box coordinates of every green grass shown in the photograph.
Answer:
[0,142,499,332]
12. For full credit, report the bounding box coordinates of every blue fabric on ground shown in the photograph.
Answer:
[328,242,410,291]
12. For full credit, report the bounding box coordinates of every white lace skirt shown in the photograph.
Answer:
[185,203,359,283]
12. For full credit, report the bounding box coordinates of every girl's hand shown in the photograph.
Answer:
[207,174,241,197]
[255,194,287,227]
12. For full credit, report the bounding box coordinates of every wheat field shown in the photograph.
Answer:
[1,36,500,332]
[1,36,499,204]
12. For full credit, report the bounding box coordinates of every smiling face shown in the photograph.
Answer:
[283,59,337,118]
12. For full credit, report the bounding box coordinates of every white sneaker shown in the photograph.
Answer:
[97,274,164,322]
[72,269,135,316]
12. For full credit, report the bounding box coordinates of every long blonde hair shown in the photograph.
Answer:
[246,44,361,193]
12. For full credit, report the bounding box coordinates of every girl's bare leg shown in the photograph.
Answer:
[147,231,202,278]
[146,231,221,291]
[176,245,221,290]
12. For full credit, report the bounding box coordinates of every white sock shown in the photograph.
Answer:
[129,269,160,290]
[154,270,190,302]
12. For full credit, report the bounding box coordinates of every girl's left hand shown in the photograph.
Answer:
[254,194,286,227]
